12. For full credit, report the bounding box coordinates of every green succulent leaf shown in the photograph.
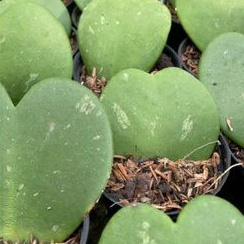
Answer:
[99,203,176,244]
[177,195,244,244]
[101,67,220,160]
[199,32,244,148]
[99,195,244,244]
[0,2,73,105]
[3,0,71,35]
[176,0,244,51]
[0,78,113,242]
[78,0,171,80]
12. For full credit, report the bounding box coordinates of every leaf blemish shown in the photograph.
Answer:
[6,165,12,172]
[137,221,157,244]
[231,219,236,225]
[113,103,131,129]
[24,73,39,92]
[93,135,101,140]
[52,225,59,232]
[76,95,96,115]
[181,115,193,140]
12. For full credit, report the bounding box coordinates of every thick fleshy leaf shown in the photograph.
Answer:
[78,0,171,79]
[0,2,73,105]
[101,67,220,160]
[4,0,71,35]
[176,0,244,51]
[0,78,113,242]
[99,203,176,244]
[99,195,244,244]
[177,195,244,244]
[199,32,244,147]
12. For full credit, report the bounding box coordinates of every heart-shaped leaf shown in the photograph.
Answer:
[199,32,244,147]
[4,0,71,35]
[0,2,73,105]
[99,195,244,244]
[77,0,171,80]
[176,0,244,51]
[99,203,176,244]
[101,67,220,160]
[177,195,244,244]
[0,78,113,242]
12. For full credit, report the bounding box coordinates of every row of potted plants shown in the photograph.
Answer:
[0,0,243,243]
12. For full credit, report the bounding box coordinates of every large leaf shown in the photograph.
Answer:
[101,67,220,160]
[0,78,113,242]
[199,32,244,148]
[0,2,73,105]
[176,0,244,51]
[77,0,171,80]
[99,195,244,244]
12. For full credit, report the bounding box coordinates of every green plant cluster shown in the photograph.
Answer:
[0,0,243,243]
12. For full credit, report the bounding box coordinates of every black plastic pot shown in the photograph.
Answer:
[72,51,83,82]
[70,26,79,56]
[80,214,90,244]
[162,0,188,51]
[178,37,201,77]
[71,5,82,29]
[103,134,231,220]
[63,0,76,14]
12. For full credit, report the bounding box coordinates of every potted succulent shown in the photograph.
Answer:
[1,0,244,243]
[100,66,231,214]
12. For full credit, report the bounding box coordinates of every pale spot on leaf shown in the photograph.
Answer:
[181,115,193,140]
[113,103,131,129]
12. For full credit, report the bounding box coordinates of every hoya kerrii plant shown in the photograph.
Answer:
[77,0,171,80]
[99,195,244,244]
[100,67,220,160]
[198,32,244,149]
[2,0,72,35]
[175,0,244,51]
[0,2,73,105]
[0,77,113,242]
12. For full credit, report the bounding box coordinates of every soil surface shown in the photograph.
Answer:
[105,151,226,213]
